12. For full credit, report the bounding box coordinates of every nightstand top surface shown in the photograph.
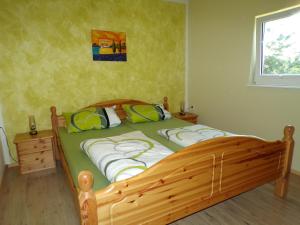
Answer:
[172,112,198,118]
[14,129,54,144]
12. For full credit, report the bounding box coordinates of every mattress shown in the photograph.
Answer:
[58,118,190,190]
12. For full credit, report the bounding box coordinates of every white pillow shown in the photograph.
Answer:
[105,107,121,127]
[155,104,172,120]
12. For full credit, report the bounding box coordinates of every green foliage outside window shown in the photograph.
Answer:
[263,33,300,75]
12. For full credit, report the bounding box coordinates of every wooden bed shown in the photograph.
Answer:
[50,97,295,225]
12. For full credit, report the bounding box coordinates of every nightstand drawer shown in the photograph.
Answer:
[17,138,53,155]
[19,150,55,174]
[14,130,56,174]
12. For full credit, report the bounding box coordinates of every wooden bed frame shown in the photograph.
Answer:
[50,97,295,225]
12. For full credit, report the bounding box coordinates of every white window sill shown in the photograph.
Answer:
[247,83,300,89]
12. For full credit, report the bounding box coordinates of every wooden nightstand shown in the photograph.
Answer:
[14,130,56,174]
[172,112,198,124]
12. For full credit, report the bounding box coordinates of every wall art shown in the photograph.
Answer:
[92,30,127,61]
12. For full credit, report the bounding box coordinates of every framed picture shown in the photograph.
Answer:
[91,30,127,61]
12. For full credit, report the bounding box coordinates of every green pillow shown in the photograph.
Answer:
[123,104,170,123]
[64,107,117,133]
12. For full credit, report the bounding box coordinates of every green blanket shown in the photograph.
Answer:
[58,118,190,190]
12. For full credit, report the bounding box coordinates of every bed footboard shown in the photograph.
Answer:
[78,126,294,225]
[275,126,294,198]
[78,171,98,225]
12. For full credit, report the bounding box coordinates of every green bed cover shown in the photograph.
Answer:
[58,118,191,190]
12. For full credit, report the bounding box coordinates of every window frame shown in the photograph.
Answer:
[252,6,300,88]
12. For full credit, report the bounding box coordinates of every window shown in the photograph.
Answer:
[252,6,300,88]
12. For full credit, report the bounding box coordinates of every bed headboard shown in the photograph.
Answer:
[50,97,169,159]
[51,96,169,128]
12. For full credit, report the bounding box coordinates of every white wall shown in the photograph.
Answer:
[188,0,300,171]
[0,104,9,186]
[0,138,5,186]
[0,104,12,164]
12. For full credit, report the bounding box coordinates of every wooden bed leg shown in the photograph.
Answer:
[163,96,169,111]
[275,125,295,198]
[50,106,60,160]
[78,171,98,225]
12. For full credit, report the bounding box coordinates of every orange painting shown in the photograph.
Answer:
[91,30,127,61]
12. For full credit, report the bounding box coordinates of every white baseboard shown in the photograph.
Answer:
[291,169,300,176]
[0,165,7,188]
[7,162,18,168]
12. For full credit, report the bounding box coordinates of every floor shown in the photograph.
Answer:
[0,165,79,225]
[0,164,299,225]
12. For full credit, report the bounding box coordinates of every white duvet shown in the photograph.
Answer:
[158,124,234,147]
[80,131,173,183]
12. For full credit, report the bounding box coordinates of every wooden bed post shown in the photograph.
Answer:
[78,171,98,225]
[163,96,169,111]
[275,125,295,198]
[50,106,60,160]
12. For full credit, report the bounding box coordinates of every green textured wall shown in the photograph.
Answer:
[0,0,185,161]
